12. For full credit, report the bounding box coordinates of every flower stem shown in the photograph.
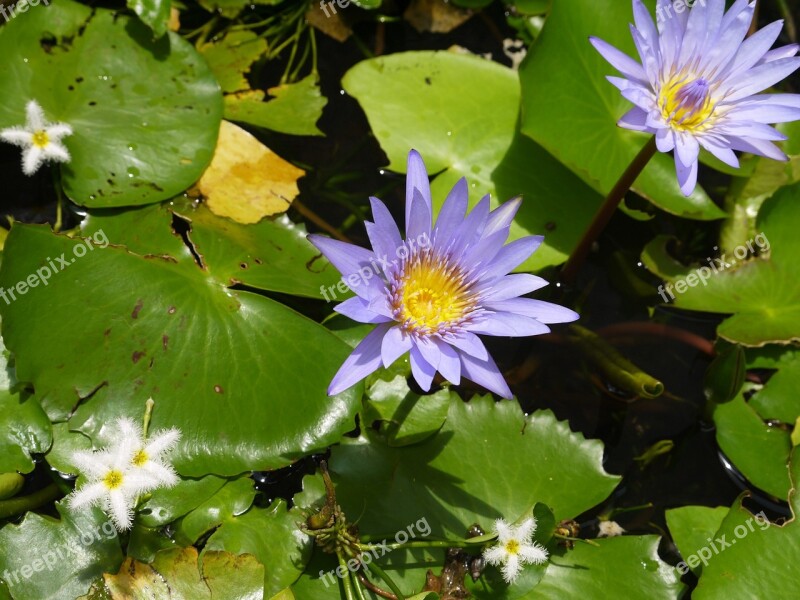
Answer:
[554,533,600,547]
[310,26,318,76]
[339,554,357,600]
[280,15,305,84]
[293,198,352,243]
[0,483,61,519]
[364,560,406,600]
[603,502,654,519]
[561,136,657,285]
[568,324,664,399]
[351,571,368,600]
[359,539,484,552]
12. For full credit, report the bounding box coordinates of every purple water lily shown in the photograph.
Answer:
[308,150,578,399]
[591,0,800,195]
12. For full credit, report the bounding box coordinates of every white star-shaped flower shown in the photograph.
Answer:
[483,517,549,584]
[67,415,181,531]
[116,417,181,488]
[0,100,73,176]
[67,433,151,531]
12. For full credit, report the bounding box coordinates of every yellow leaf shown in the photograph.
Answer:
[168,7,180,32]
[198,121,304,224]
[305,4,352,42]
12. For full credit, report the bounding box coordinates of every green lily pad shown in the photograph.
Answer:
[363,374,451,446]
[198,31,325,136]
[204,499,312,597]
[341,50,604,271]
[224,75,328,137]
[80,547,264,599]
[0,389,51,474]
[693,454,800,599]
[746,348,800,424]
[720,121,800,253]
[704,344,746,404]
[0,224,359,476]
[665,506,729,576]
[127,0,171,38]
[518,0,723,219]
[125,523,180,563]
[173,201,342,299]
[0,0,222,207]
[138,475,228,528]
[0,339,50,473]
[80,200,342,299]
[294,394,620,594]
[713,393,792,499]
[322,395,619,526]
[200,31,268,95]
[531,536,683,598]
[44,422,91,475]
[0,291,51,476]
[642,183,800,346]
[0,501,122,600]
[174,477,256,544]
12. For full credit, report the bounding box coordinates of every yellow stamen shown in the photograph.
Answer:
[395,253,472,333]
[132,450,148,467]
[103,470,124,490]
[505,539,520,555]
[659,74,716,132]
[31,130,49,148]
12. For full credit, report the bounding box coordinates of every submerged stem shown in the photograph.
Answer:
[339,554,357,600]
[0,483,62,519]
[561,136,657,284]
[52,167,64,233]
[569,324,664,399]
[351,571,368,600]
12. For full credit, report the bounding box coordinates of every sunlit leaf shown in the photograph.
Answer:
[0,0,222,207]
[198,121,304,223]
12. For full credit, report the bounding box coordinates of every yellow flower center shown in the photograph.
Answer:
[132,449,149,467]
[31,130,49,148]
[103,470,124,490]
[395,252,473,333]
[659,75,715,132]
[505,539,520,555]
